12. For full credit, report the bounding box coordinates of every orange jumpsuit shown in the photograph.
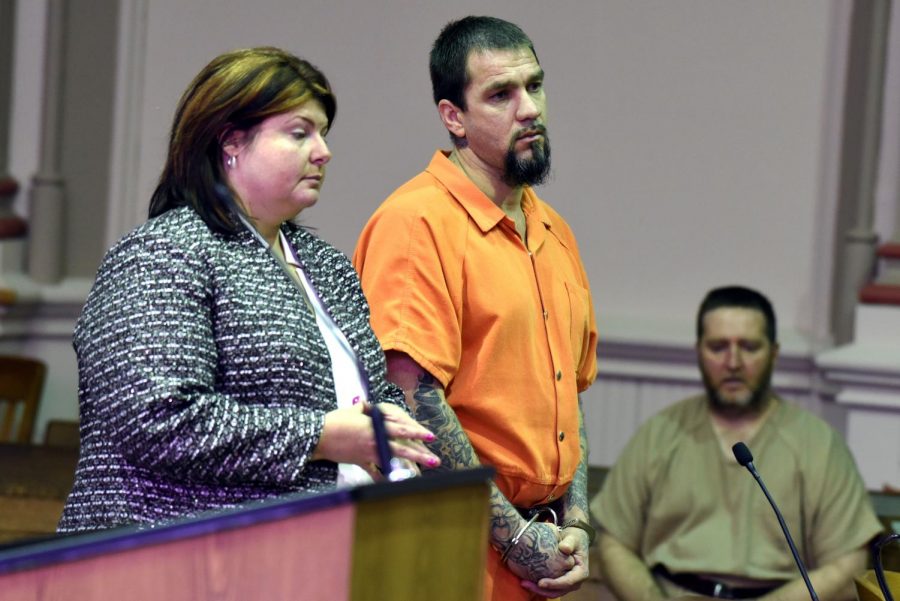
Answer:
[354,151,598,600]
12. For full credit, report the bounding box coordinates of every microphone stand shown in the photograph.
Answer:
[732,442,819,601]
[874,533,899,601]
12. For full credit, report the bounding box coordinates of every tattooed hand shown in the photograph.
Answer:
[522,526,591,597]
[506,521,575,581]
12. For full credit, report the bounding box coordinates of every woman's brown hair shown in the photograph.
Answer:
[149,47,336,234]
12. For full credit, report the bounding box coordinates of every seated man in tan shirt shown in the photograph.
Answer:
[590,285,882,600]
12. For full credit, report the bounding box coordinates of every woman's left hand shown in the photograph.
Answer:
[363,401,440,470]
[312,400,440,470]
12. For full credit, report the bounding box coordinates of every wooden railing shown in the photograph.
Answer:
[860,242,900,305]
[0,174,25,307]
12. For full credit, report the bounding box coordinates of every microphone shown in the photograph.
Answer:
[368,403,392,473]
[732,442,819,601]
[367,402,415,481]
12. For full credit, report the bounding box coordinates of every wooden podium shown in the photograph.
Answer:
[0,468,492,600]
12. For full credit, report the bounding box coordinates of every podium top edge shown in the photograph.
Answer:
[352,466,494,502]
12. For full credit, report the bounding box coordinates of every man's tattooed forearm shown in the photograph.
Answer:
[489,483,519,545]
[507,523,558,580]
[564,407,589,518]
[411,370,530,550]
[411,370,478,469]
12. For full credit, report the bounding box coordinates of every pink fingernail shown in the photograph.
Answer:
[428,457,439,467]
[352,396,360,405]
[426,433,436,442]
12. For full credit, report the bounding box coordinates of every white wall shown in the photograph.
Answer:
[123,0,841,345]
[14,2,889,458]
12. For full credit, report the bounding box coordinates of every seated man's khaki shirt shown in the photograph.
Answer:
[591,395,882,581]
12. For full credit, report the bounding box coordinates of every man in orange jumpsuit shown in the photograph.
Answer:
[353,16,598,601]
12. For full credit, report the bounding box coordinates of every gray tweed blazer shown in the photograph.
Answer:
[59,206,404,532]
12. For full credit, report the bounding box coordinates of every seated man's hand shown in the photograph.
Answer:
[506,521,575,582]
[521,526,591,598]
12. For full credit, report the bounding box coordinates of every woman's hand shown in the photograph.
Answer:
[312,400,440,470]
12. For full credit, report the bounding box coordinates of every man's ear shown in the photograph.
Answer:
[437,99,466,140]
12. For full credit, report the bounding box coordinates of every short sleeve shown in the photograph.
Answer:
[807,431,883,565]
[353,203,462,387]
[590,423,654,552]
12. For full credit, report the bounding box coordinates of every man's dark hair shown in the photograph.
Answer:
[429,16,537,110]
[696,286,777,344]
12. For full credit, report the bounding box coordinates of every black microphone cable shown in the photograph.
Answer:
[873,532,899,601]
[732,442,819,601]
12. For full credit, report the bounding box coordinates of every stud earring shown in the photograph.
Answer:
[226,155,237,169]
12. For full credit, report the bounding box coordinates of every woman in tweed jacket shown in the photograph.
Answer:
[58,48,438,532]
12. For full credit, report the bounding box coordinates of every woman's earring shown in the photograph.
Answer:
[226,154,237,169]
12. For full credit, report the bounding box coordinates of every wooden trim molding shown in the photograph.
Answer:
[0,219,27,240]
[0,289,16,306]
[0,176,26,240]
[859,282,900,305]
[877,242,900,259]
[0,176,18,197]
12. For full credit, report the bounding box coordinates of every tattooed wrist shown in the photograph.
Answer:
[507,522,562,580]
[564,407,590,518]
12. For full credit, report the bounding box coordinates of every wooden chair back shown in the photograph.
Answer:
[0,356,47,443]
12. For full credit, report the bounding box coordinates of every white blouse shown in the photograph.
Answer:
[279,232,373,487]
